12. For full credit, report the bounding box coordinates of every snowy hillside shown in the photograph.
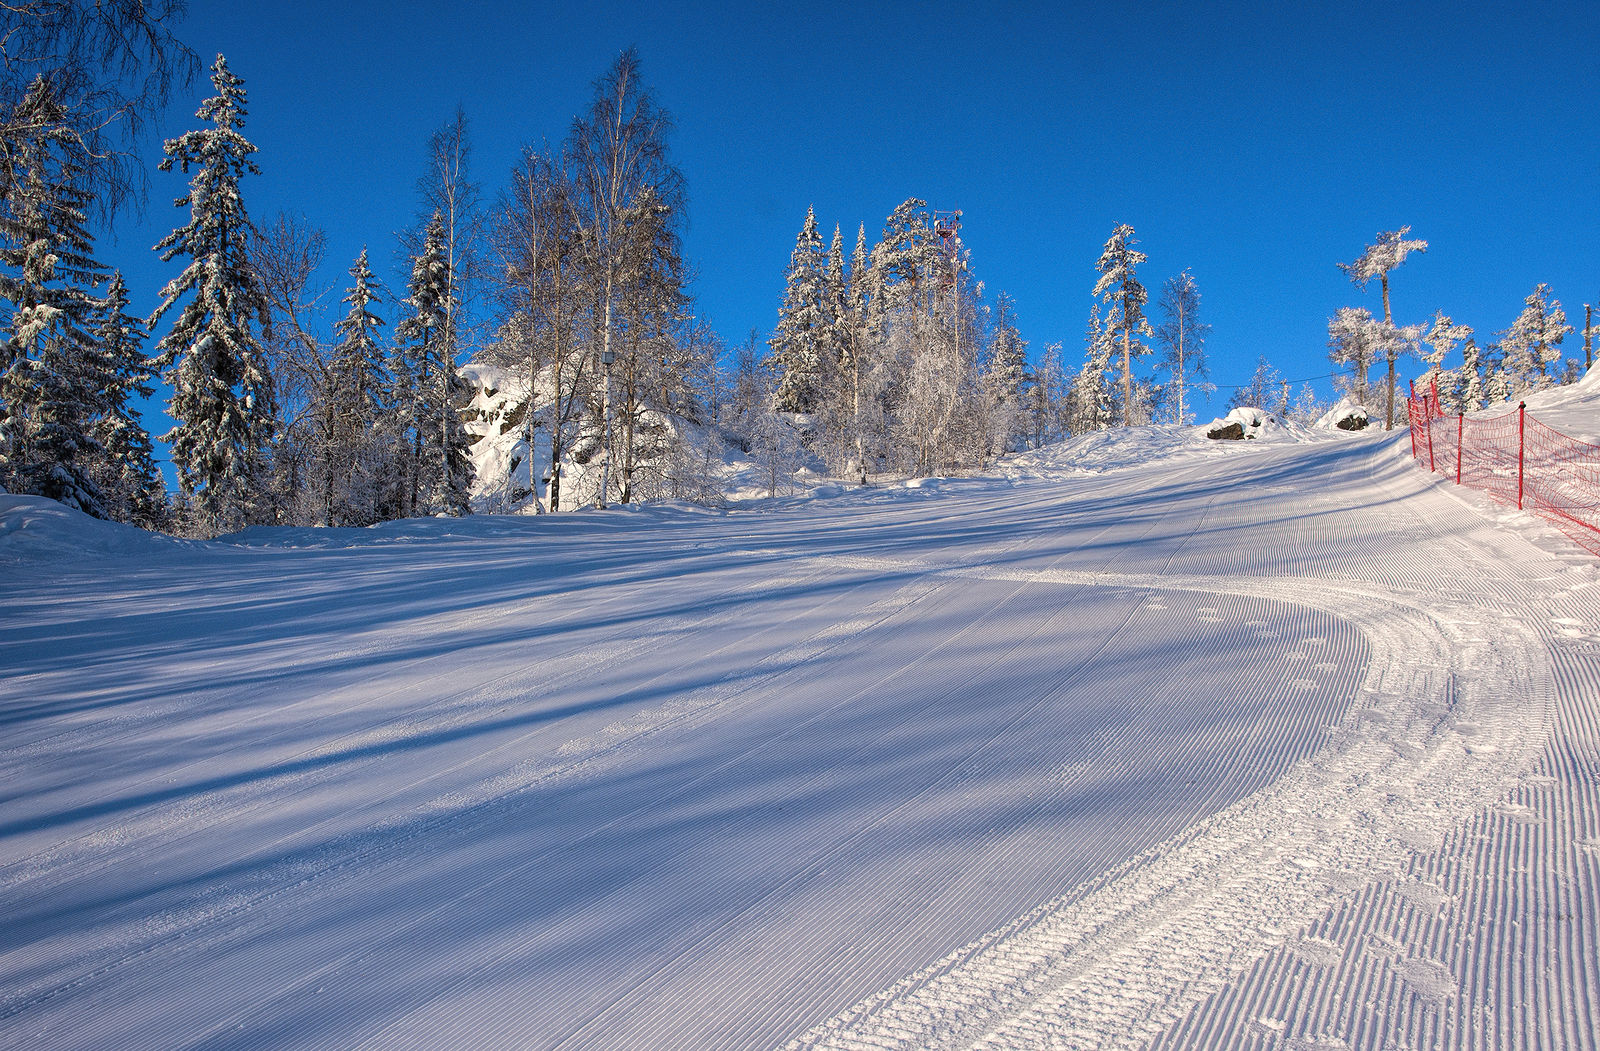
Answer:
[3,386,1598,1049]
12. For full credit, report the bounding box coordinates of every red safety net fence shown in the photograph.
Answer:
[1406,378,1600,554]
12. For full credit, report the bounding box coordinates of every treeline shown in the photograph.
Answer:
[1328,228,1591,430]
[0,5,710,533]
[762,213,1217,481]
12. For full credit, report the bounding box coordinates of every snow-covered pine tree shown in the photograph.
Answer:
[396,212,474,517]
[0,75,108,516]
[1092,224,1154,426]
[1339,227,1426,428]
[1498,283,1570,394]
[329,248,391,524]
[148,55,276,535]
[89,272,166,526]
[769,205,827,413]
[1154,270,1211,425]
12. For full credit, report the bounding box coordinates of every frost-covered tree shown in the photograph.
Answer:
[811,222,863,479]
[89,271,165,525]
[1326,306,1390,405]
[982,291,1027,453]
[401,106,482,354]
[1456,336,1488,411]
[1498,283,1570,394]
[1419,312,1473,414]
[840,223,875,481]
[1339,227,1426,428]
[148,55,275,535]
[1023,341,1069,448]
[769,205,826,412]
[0,0,196,222]
[325,249,391,524]
[1071,302,1113,433]
[821,223,852,400]
[0,75,106,514]
[566,48,689,506]
[1226,357,1291,416]
[396,213,473,516]
[486,145,591,511]
[1154,270,1211,425]
[1093,224,1153,426]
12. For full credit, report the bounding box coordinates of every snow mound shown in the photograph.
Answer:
[1513,361,1600,443]
[1001,425,1212,478]
[0,494,193,563]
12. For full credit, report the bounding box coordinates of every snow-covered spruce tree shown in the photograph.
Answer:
[408,107,482,355]
[1498,283,1570,394]
[1420,311,1473,414]
[1339,227,1425,429]
[328,249,391,524]
[839,222,876,482]
[769,205,827,413]
[395,212,473,517]
[0,76,108,515]
[810,221,858,478]
[89,272,166,526]
[1457,336,1488,411]
[148,55,276,535]
[1070,302,1113,433]
[1092,224,1154,426]
[982,291,1027,455]
[1154,270,1211,425]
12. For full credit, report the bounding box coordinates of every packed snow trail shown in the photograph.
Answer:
[1,428,1594,1049]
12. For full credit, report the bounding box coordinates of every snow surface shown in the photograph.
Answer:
[4,396,1599,1049]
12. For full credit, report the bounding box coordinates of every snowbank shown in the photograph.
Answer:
[0,493,193,563]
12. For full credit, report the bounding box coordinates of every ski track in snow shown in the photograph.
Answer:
[2,432,1597,1049]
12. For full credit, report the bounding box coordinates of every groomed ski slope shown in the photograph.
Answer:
[2,423,1597,1049]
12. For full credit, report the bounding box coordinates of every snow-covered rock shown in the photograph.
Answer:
[1313,399,1370,431]
[1203,406,1275,440]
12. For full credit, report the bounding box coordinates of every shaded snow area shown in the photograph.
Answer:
[4,414,1600,1049]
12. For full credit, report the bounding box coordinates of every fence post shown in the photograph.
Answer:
[1517,402,1526,510]
[1456,414,1464,485]
[1426,406,1436,472]
[1408,382,1419,461]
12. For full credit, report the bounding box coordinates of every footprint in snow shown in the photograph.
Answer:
[1287,937,1344,968]
[1494,801,1542,825]
[1394,955,1457,1004]
[1393,879,1452,913]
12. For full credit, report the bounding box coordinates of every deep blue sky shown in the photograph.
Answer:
[108,0,1600,420]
